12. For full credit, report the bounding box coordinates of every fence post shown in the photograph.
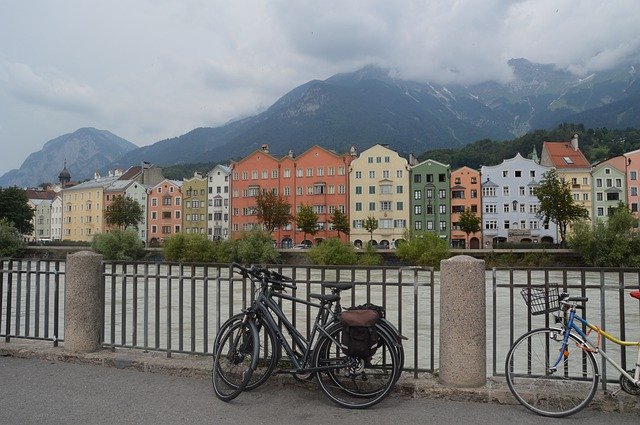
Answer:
[64,251,103,353]
[439,255,486,387]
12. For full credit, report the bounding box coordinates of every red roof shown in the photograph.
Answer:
[25,189,57,200]
[541,141,590,169]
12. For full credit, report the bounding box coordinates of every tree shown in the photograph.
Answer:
[296,204,318,243]
[0,187,34,235]
[396,231,450,269]
[254,191,292,233]
[364,216,378,242]
[91,229,145,261]
[104,195,144,230]
[0,218,26,257]
[458,208,481,248]
[329,209,350,237]
[163,232,216,262]
[533,169,589,245]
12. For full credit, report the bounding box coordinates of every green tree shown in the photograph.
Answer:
[296,204,318,243]
[364,216,378,242]
[458,208,481,247]
[254,191,292,233]
[104,195,144,230]
[163,232,217,262]
[308,238,358,265]
[396,231,450,269]
[533,169,589,246]
[329,209,350,237]
[0,218,26,257]
[219,229,280,264]
[0,187,34,235]
[91,229,145,261]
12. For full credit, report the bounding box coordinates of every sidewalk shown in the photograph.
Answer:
[1,339,637,416]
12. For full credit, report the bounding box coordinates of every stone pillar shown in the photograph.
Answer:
[64,251,103,353]
[439,255,486,387]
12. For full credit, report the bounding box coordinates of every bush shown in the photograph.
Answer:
[308,238,358,265]
[163,233,217,262]
[0,218,26,257]
[91,229,145,261]
[220,229,280,265]
[358,244,382,266]
[396,231,450,269]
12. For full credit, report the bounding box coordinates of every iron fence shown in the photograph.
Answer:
[0,259,64,345]
[101,262,436,376]
[491,267,640,388]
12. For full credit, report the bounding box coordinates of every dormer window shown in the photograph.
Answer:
[563,157,574,164]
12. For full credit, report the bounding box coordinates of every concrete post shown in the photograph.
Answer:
[64,251,103,353]
[439,255,486,387]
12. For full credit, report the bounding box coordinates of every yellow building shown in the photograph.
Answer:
[62,174,120,242]
[183,172,208,235]
[349,144,410,248]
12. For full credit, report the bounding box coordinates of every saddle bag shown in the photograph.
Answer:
[340,305,381,359]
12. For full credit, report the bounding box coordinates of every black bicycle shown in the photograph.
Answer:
[211,263,403,408]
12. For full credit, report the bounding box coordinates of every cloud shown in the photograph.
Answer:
[0,60,100,115]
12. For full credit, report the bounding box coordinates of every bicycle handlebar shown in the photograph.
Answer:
[231,263,297,290]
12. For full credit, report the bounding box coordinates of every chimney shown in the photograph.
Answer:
[349,146,357,157]
[261,144,269,153]
[94,171,101,180]
[570,134,579,151]
[408,153,418,166]
[288,149,294,158]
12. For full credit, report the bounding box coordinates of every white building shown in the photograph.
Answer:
[480,153,557,247]
[207,164,231,240]
[51,195,63,240]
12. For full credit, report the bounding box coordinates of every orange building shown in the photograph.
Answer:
[450,166,482,249]
[230,144,353,247]
[147,179,183,246]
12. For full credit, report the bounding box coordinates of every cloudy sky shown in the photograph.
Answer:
[1,0,639,177]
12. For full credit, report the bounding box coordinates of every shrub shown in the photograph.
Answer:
[0,218,26,257]
[220,229,280,265]
[357,244,382,266]
[308,238,358,265]
[91,229,145,261]
[396,231,450,269]
[163,233,217,262]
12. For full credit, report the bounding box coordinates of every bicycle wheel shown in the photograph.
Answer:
[212,318,259,401]
[505,327,599,417]
[314,323,399,408]
[378,318,405,379]
[215,313,279,391]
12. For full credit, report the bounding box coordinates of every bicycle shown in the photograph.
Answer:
[505,285,640,417]
[212,263,403,408]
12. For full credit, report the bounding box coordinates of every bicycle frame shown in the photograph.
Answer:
[553,307,640,386]
[248,286,340,373]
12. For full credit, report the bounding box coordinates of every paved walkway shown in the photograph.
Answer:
[0,340,638,424]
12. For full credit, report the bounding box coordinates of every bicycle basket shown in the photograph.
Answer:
[520,285,560,315]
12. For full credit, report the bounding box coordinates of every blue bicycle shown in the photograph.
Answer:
[505,286,640,417]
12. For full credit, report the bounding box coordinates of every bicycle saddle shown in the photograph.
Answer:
[631,290,640,300]
[321,283,354,291]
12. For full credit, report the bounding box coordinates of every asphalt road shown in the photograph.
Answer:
[0,356,637,425]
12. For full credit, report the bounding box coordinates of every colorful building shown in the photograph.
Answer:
[623,149,640,221]
[183,172,208,235]
[349,144,409,248]
[409,158,451,242]
[450,166,482,249]
[591,156,626,222]
[147,179,183,246]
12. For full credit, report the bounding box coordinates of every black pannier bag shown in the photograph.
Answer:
[340,305,382,359]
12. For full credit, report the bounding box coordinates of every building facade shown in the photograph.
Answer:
[481,153,556,247]
[450,166,482,249]
[183,172,208,235]
[147,179,183,246]
[591,156,626,222]
[207,165,231,240]
[409,159,451,241]
[349,144,409,248]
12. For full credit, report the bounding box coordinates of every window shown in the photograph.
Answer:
[369,202,376,211]
[317,167,324,176]
[396,202,403,211]
[438,189,446,199]
[355,202,362,211]
[515,170,522,177]
[296,169,303,177]
[439,205,446,214]
[394,219,406,228]
[438,174,446,182]
[485,204,496,213]
[355,186,362,195]
[632,187,638,196]
[382,170,390,179]
[306,168,313,177]
[502,186,509,196]
[396,170,403,178]
[414,174,422,183]
[381,201,392,211]
[502,170,508,178]
[482,187,496,197]
[414,205,422,215]
[485,220,497,230]
[470,189,478,198]
[369,170,375,179]
[414,190,422,200]
[631,171,637,181]
[379,219,392,229]
[284,169,290,178]
[396,185,403,194]
[503,204,510,213]
[355,171,362,179]
[414,221,422,230]
[368,186,376,194]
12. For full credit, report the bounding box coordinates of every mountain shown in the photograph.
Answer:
[112,60,640,170]
[0,128,138,188]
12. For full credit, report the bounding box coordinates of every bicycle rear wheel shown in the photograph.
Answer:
[215,313,279,391]
[505,327,599,417]
[314,323,399,409]
[212,319,259,401]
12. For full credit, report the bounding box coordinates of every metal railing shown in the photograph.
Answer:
[0,259,65,345]
[101,262,436,376]
[492,267,640,388]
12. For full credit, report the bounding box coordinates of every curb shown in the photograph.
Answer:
[1,340,637,414]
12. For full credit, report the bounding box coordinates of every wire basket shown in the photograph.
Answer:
[520,285,560,315]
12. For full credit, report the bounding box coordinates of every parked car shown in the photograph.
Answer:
[293,241,312,249]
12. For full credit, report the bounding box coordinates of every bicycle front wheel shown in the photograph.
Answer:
[505,327,599,417]
[215,313,279,391]
[314,323,399,409]
[212,318,259,401]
